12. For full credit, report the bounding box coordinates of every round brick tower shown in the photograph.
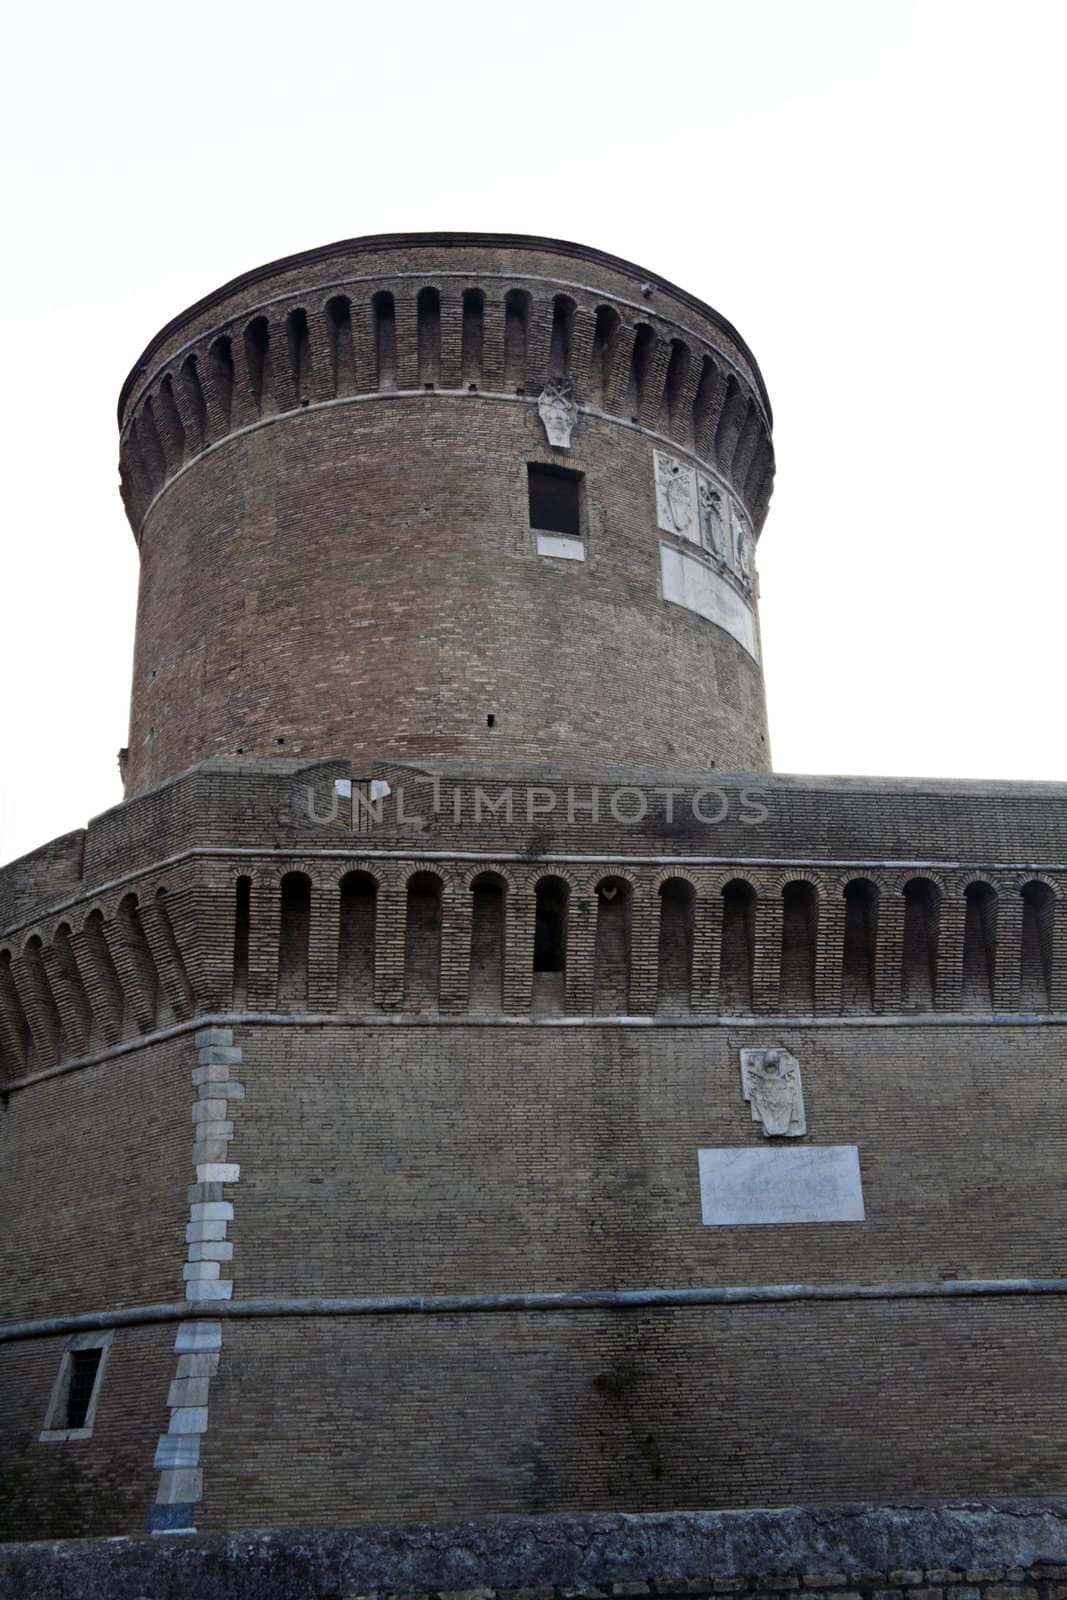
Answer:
[118,234,775,796]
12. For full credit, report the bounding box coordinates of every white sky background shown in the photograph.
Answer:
[0,0,1064,865]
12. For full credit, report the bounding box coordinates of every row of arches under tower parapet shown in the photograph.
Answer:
[255,870,1064,1019]
[3,865,1063,1083]
[0,888,196,1078]
[118,281,774,535]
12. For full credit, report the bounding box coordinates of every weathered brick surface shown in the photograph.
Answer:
[0,1034,190,1322]
[0,1324,173,1540]
[2,235,1066,1547]
[220,1020,1067,1295]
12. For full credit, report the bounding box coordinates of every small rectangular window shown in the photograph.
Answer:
[41,1331,112,1440]
[67,1349,103,1429]
[528,463,582,537]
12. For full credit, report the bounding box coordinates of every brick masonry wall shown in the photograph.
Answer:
[1,235,1064,1548]
[7,760,1067,935]
[0,1323,174,1541]
[0,1033,190,1322]
[223,1021,1067,1296]
[5,815,1067,1084]
[201,1299,1067,1525]
[2,1012,1067,1536]
[124,398,769,793]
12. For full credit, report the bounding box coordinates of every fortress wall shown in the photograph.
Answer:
[2,1014,1065,1535]
[8,761,1067,937]
[199,1296,1066,1526]
[0,1033,190,1324]
[0,1324,173,1542]
[216,1020,1067,1298]
[3,232,1065,1549]
[4,824,1067,1086]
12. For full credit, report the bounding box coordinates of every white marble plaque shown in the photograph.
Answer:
[659,544,758,658]
[698,1146,865,1225]
[654,450,699,543]
[537,534,585,561]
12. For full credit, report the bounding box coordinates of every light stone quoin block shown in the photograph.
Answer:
[183,1260,221,1280]
[187,1219,228,1243]
[176,1353,220,1379]
[174,1322,222,1353]
[186,1278,234,1302]
[197,1045,242,1065]
[195,1164,240,1185]
[167,1406,209,1435]
[192,1138,232,1165]
[188,1241,233,1263]
[698,1146,865,1226]
[192,1099,230,1121]
[193,1028,233,1048]
[155,1467,204,1505]
[168,1377,212,1408]
[192,1063,231,1085]
[154,1433,201,1470]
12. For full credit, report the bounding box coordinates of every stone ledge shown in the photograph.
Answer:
[3,1504,1067,1600]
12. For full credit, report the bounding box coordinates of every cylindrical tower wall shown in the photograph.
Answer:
[118,235,776,795]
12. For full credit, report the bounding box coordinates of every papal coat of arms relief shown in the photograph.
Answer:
[653,449,753,593]
[739,1048,806,1137]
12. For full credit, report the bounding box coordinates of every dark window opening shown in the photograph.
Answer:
[961,881,997,1010]
[901,877,940,1009]
[469,874,506,1012]
[67,1348,103,1429]
[534,879,568,972]
[528,464,582,536]
[278,871,312,1008]
[720,879,756,1013]
[780,880,818,1013]
[1020,881,1055,1010]
[232,877,251,1008]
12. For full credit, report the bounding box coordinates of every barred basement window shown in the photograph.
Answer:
[40,1331,112,1441]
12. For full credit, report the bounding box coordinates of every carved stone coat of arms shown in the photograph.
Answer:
[739,1048,806,1137]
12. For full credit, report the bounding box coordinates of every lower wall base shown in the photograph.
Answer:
[2,1503,1067,1600]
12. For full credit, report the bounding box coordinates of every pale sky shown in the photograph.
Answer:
[1,0,1064,867]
